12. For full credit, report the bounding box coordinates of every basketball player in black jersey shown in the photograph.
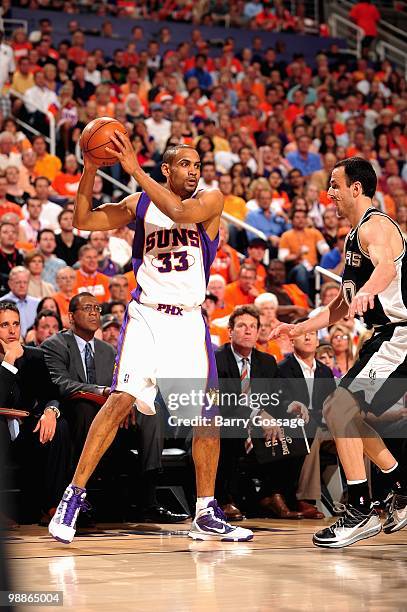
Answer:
[272,157,407,548]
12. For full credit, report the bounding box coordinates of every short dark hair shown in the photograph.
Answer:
[37,228,55,241]
[34,175,50,187]
[162,144,196,166]
[57,208,72,224]
[334,156,377,198]
[228,305,260,330]
[69,292,95,313]
[0,301,20,319]
[34,309,62,330]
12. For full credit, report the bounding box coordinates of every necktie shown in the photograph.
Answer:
[85,342,96,384]
[241,357,250,396]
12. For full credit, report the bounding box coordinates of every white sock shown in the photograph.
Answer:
[347,479,368,485]
[196,496,214,514]
[381,462,398,474]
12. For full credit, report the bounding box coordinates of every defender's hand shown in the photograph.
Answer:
[106,130,140,175]
[348,290,375,318]
[269,322,305,340]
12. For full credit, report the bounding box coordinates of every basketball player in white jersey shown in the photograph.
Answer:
[49,136,253,543]
[271,157,407,548]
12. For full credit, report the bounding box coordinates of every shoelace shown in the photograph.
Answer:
[61,495,91,526]
[329,503,371,533]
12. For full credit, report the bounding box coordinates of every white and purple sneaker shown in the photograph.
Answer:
[48,485,89,544]
[188,500,253,542]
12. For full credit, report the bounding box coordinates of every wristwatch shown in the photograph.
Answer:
[44,406,61,419]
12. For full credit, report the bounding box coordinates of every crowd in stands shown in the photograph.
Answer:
[0,2,406,525]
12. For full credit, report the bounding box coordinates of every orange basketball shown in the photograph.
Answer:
[80,117,128,167]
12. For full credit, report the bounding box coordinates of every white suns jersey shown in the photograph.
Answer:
[129,192,218,309]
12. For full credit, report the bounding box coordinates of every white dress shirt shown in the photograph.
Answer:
[294,353,316,411]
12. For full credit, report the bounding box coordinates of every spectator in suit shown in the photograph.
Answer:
[25,309,62,347]
[0,267,40,338]
[278,318,337,517]
[0,301,70,524]
[215,305,303,520]
[42,292,186,523]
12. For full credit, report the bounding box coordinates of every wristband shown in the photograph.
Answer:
[44,406,60,419]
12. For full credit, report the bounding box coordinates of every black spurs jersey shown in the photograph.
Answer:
[342,207,407,328]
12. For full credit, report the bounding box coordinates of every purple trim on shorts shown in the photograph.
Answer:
[130,191,151,302]
[111,304,130,392]
[197,223,219,286]
[202,313,219,418]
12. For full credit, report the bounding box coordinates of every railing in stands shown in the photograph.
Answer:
[328,13,364,58]
[377,40,407,79]
[314,265,341,307]
[9,89,56,156]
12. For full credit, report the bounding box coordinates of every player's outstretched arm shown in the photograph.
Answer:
[73,156,139,231]
[106,131,223,224]
[270,290,348,340]
[348,216,398,318]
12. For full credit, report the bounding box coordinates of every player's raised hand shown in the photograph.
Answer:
[348,290,375,318]
[105,130,140,175]
[269,322,301,340]
[83,153,99,173]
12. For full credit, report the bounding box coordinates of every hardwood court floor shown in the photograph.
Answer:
[6,518,407,612]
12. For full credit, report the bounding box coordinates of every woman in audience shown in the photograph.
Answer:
[329,323,354,378]
[25,250,55,299]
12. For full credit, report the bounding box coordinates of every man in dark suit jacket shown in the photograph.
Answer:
[215,305,304,521]
[277,319,336,518]
[42,292,186,523]
[0,301,70,524]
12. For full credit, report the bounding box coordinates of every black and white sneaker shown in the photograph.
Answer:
[383,491,407,535]
[313,504,382,549]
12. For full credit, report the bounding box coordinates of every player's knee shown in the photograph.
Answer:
[322,388,356,424]
[105,392,134,424]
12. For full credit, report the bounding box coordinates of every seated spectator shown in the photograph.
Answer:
[320,227,347,276]
[254,291,291,355]
[105,275,129,309]
[265,259,310,323]
[224,264,258,308]
[52,266,76,328]
[51,154,81,199]
[207,274,234,321]
[245,188,290,250]
[25,250,55,299]
[11,56,35,96]
[19,197,48,245]
[54,209,87,267]
[32,136,62,183]
[256,314,283,361]
[278,320,336,518]
[23,176,62,230]
[73,244,111,303]
[106,300,126,325]
[23,71,60,136]
[244,238,268,290]
[218,173,247,221]
[286,135,322,179]
[0,132,22,172]
[305,183,326,229]
[329,323,355,378]
[18,149,38,196]
[321,206,339,250]
[285,168,306,201]
[310,152,337,194]
[0,221,24,296]
[100,313,121,349]
[92,174,110,209]
[4,166,30,208]
[210,220,240,284]
[25,308,62,347]
[278,208,329,294]
[0,266,40,337]
[0,301,69,524]
[89,231,121,277]
[197,161,219,190]
[38,229,67,289]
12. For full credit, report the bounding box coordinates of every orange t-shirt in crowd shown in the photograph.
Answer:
[74,270,110,303]
[244,259,267,291]
[256,340,283,362]
[52,291,72,324]
[51,173,81,197]
[0,201,24,220]
[34,154,62,182]
[124,270,137,301]
[282,283,309,309]
[223,194,248,221]
[349,2,380,36]
[210,324,230,347]
[279,227,325,268]
[67,47,89,65]
[224,281,256,307]
[210,246,240,284]
[211,301,234,322]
